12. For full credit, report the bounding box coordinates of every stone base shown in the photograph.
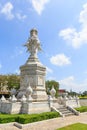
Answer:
[21,101,50,114]
[17,88,48,101]
[0,101,21,114]
[32,88,48,101]
[0,101,50,114]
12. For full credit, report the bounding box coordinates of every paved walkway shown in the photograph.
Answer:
[0,113,87,130]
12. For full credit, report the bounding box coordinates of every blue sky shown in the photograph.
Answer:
[0,0,87,92]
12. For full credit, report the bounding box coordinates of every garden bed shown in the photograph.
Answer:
[0,112,60,124]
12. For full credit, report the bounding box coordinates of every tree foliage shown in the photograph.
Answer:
[81,91,87,97]
[0,74,20,90]
[68,91,77,96]
[45,80,59,97]
[0,75,59,98]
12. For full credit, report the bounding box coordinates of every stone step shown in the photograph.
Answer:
[58,108,68,111]
[59,110,73,114]
[57,106,74,117]
[58,106,67,109]
[58,109,69,112]
[59,110,71,113]
[64,113,74,116]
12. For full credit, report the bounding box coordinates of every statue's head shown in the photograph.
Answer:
[30,28,38,37]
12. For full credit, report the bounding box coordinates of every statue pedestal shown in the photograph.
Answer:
[19,61,48,102]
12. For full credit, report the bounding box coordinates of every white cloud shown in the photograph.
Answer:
[60,76,74,87]
[31,0,49,15]
[46,66,53,74]
[16,13,27,20]
[79,3,87,25]
[0,2,14,20]
[59,76,87,92]
[0,2,27,21]
[59,3,87,49]
[50,54,71,66]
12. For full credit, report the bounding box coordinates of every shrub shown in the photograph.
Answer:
[0,114,18,124]
[18,112,60,124]
[0,112,60,124]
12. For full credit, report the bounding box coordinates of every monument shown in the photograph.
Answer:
[17,28,50,113]
[18,28,48,101]
[0,29,80,115]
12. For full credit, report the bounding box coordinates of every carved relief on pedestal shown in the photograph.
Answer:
[20,75,29,89]
[28,76,35,86]
[20,75,36,89]
[38,76,44,86]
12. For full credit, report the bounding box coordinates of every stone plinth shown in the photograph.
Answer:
[21,101,50,114]
[19,63,48,101]
[0,101,21,114]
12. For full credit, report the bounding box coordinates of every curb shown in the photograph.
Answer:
[14,117,63,129]
[14,122,22,129]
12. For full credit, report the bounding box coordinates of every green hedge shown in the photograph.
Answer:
[75,106,87,113]
[0,112,60,124]
[18,112,60,124]
[0,114,18,123]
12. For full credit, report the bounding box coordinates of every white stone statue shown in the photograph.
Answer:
[1,81,9,92]
[21,95,27,102]
[26,83,33,96]
[24,28,42,58]
[50,85,56,98]
[10,95,17,102]
[26,83,33,102]
[10,88,17,95]
[1,95,6,102]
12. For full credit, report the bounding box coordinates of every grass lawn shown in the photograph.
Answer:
[75,106,87,112]
[79,96,87,99]
[57,123,87,130]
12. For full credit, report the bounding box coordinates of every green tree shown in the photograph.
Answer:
[82,91,87,96]
[0,74,20,90]
[68,90,77,96]
[45,80,59,97]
